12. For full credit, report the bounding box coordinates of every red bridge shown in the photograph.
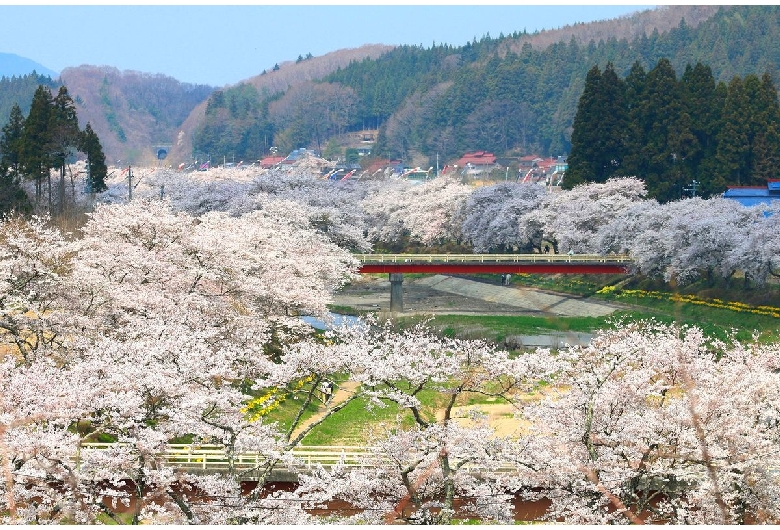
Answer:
[354,254,633,312]
[356,253,633,275]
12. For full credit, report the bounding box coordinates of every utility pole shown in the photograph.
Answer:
[683,179,700,198]
[128,165,132,201]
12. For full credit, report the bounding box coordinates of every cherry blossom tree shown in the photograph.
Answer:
[596,196,764,285]
[519,321,780,524]
[727,202,780,286]
[255,173,372,252]
[142,168,257,215]
[657,197,761,285]
[0,200,361,524]
[530,177,647,253]
[0,214,76,361]
[275,319,531,524]
[139,167,373,252]
[594,198,666,275]
[460,182,545,252]
[361,176,471,247]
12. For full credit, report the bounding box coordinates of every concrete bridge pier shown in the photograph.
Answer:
[389,273,404,312]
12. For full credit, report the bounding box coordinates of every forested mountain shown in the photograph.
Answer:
[175,44,393,164]
[7,5,780,179]
[59,67,215,166]
[190,4,780,180]
[0,73,60,125]
[0,68,213,166]
[327,5,780,164]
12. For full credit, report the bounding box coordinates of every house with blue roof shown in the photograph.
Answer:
[723,180,780,207]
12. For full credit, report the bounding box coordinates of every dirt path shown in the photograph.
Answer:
[445,403,528,437]
[291,381,360,440]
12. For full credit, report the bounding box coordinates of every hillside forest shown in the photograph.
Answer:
[191,5,780,185]
[1,7,780,184]
[0,85,107,214]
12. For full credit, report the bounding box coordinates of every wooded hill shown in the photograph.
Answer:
[191,4,780,180]
[4,5,780,180]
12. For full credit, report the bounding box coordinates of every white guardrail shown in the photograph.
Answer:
[76,444,520,474]
[78,444,378,473]
[355,253,633,264]
[76,444,777,479]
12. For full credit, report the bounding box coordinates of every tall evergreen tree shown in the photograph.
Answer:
[624,58,686,201]
[79,122,108,193]
[50,86,81,212]
[596,63,628,180]
[0,103,24,176]
[714,76,751,187]
[620,61,648,179]
[747,72,780,182]
[567,63,629,188]
[679,62,721,196]
[21,85,53,206]
[565,65,603,188]
[0,103,31,215]
[667,108,699,196]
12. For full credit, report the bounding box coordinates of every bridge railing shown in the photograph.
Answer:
[77,443,380,473]
[76,443,521,474]
[355,253,633,264]
[75,443,776,479]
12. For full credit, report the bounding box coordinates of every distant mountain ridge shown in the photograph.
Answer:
[0,52,58,79]
[6,5,780,169]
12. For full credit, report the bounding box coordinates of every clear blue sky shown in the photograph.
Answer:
[1,4,655,87]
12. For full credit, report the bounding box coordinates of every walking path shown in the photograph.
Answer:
[291,381,360,441]
[293,382,526,442]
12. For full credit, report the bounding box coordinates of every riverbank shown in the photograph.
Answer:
[333,273,625,318]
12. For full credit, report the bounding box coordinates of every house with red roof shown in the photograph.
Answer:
[518,155,544,170]
[456,151,497,175]
[259,156,285,169]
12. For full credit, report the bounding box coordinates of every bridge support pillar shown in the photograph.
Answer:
[389,273,404,313]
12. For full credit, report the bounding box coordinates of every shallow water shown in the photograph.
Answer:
[300,312,363,330]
